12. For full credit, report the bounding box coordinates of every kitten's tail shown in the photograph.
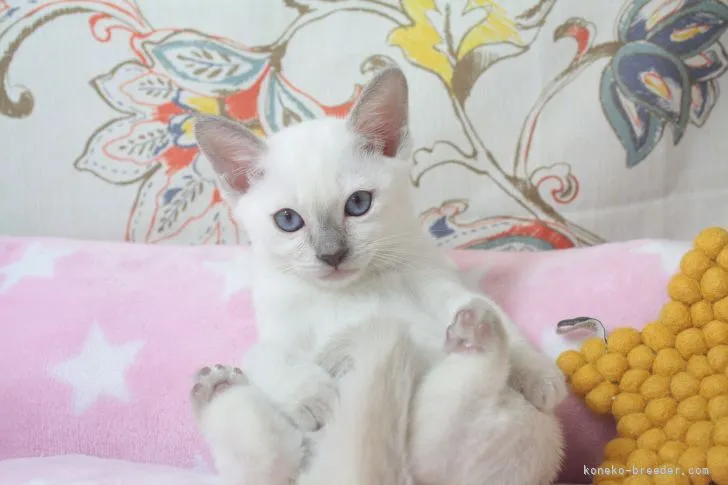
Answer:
[301,320,426,485]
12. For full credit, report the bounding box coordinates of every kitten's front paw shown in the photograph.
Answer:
[288,372,339,432]
[510,356,567,413]
[190,364,248,418]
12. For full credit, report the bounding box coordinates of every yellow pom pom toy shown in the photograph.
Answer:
[556,227,728,485]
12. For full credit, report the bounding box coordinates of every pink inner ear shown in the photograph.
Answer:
[226,172,251,193]
[359,123,401,158]
[362,138,399,158]
[382,136,399,158]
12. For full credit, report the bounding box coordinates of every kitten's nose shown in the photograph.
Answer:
[317,248,349,268]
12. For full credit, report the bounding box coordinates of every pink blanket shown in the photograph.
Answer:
[0,236,691,483]
[0,455,587,485]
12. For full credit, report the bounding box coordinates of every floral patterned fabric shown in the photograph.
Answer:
[1,0,727,249]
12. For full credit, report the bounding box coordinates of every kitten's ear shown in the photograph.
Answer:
[347,66,409,158]
[194,115,266,197]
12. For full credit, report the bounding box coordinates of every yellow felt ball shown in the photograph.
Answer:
[627,449,659,469]
[587,381,620,414]
[642,375,671,399]
[681,250,714,280]
[703,320,728,348]
[670,372,701,401]
[605,437,638,462]
[624,477,654,485]
[678,447,708,482]
[557,350,586,377]
[571,362,604,395]
[687,356,714,379]
[651,465,690,485]
[695,227,728,260]
[598,353,631,382]
[714,297,728,321]
[685,421,715,450]
[618,413,653,439]
[609,327,644,355]
[638,428,667,451]
[709,396,728,421]
[614,393,647,420]
[654,348,687,377]
[659,440,688,463]
[691,301,714,328]
[660,301,693,335]
[665,415,691,441]
[687,474,711,485]
[623,369,651,393]
[583,337,607,363]
[708,345,728,373]
[675,328,708,359]
[678,395,708,421]
[668,275,703,305]
[701,266,728,302]
[706,446,728,484]
[646,397,678,426]
[713,418,728,446]
[700,374,728,400]
[594,461,627,483]
[630,345,657,370]
[643,323,677,351]
[718,246,728,271]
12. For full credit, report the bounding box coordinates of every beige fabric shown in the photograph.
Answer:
[1,0,727,250]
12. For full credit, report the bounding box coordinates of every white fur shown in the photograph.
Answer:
[193,67,566,485]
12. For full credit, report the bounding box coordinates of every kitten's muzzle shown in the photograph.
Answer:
[317,248,349,268]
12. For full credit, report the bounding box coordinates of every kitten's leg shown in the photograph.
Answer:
[244,341,339,433]
[409,301,564,485]
[191,364,306,485]
[300,320,423,485]
[438,283,567,412]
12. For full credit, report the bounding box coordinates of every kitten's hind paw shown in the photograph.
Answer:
[509,355,568,413]
[445,299,506,354]
[190,364,248,417]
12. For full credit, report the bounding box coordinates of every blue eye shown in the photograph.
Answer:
[273,208,304,232]
[345,191,373,217]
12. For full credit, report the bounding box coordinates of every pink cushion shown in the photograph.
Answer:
[0,236,691,483]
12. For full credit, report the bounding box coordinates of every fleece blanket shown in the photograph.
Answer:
[0,235,692,483]
[0,455,591,485]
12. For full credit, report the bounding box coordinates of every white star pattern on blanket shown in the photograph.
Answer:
[0,243,75,294]
[204,253,252,299]
[50,323,145,416]
[632,240,691,275]
[191,454,210,473]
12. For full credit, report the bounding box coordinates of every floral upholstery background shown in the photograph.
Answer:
[1,0,727,251]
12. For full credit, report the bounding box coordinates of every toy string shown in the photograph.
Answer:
[556,316,607,342]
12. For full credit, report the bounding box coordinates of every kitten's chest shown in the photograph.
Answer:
[258,276,443,353]
[309,286,431,339]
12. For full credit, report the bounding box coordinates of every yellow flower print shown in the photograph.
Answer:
[389,0,524,86]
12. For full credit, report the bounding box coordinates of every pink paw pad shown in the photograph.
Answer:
[190,364,248,415]
[445,308,493,354]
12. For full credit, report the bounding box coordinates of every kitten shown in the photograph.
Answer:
[191,318,425,485]
[191,66,566,485]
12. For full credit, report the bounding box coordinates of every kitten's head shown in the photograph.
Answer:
[195,67,418,286]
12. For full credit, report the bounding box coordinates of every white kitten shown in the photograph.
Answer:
[191,318,424,485]
[191,66,566,485]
